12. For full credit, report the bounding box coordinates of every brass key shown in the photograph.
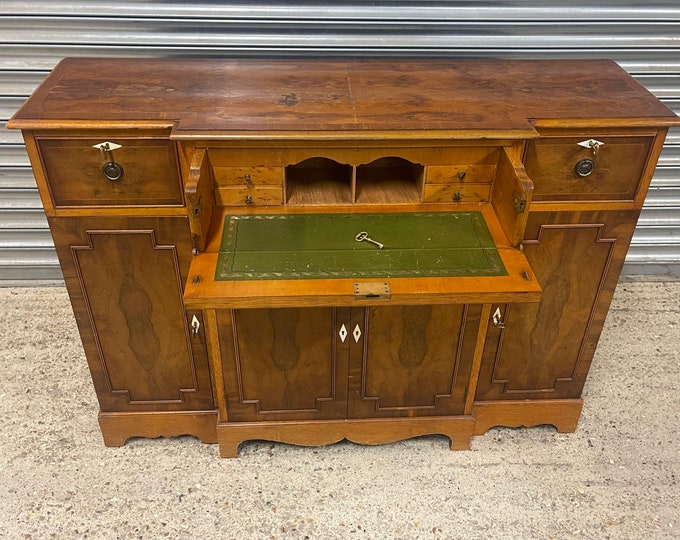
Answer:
[355,231,384,249]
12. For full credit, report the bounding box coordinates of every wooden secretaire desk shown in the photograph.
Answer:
[9,59,679,457]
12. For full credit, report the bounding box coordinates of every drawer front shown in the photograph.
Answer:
[426,164,495,184]
[423,183,491,203]
[215,186,283,206]
[38,138,183,207]
[213,166,283,186]
[524,136,653,202]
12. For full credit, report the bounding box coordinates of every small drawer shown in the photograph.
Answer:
[38,138,183,207]
[215,186,283,206]
[426,165,495,184]
[213,166,283,186]
[524,136,653,202]
[423,183,491,203]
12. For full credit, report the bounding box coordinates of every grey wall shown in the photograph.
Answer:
[1,1,678,280]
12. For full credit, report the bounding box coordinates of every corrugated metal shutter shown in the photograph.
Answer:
[1,1,679,280]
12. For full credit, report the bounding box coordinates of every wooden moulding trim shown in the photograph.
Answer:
[97,410,219,447]
[6,119,176,130]
[464,304,492,415]
[51,207,189,218]
[31,128,175,139]
[194,138,525,151]
[530,201,637,212]
[22,131,56,216]
[170,128,540,142]
[183,278,542,310]
[635,129,670,209]
[216,416,475,457]
[531,117,680,129]
[184,293,540,311]
[471,399,584,435]
[529,126,661,138]
[203,310,229,422]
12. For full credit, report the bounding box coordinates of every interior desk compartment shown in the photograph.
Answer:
[184,143,540,308]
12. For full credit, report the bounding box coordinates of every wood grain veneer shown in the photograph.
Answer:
[9,58,678,456]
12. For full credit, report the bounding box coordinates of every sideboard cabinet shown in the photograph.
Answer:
[9,59,678,457]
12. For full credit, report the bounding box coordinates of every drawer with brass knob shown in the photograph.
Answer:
[213,166,283,186]
[422,183,492,203]
[212,166,284,207]
[215,186,284,206]
[426,164,496,184]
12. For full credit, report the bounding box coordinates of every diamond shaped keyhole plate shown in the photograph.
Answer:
[339,324,348,343]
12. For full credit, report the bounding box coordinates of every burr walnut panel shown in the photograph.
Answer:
[476,211,638,401]
[348,305,482,418]
[218,307,349,422]
[217,305,483,423]
[49,216,214,412]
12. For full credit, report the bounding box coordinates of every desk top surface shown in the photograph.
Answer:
[216,212,506,281]
[9,58,679,136]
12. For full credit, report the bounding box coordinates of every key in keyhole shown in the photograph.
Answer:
[355,231,384,249]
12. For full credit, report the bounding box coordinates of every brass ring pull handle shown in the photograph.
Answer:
[102,161,124,181]
[93,141,124,181]
[575,158,595,177]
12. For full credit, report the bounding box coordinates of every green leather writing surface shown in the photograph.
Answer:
[216,212,506,280]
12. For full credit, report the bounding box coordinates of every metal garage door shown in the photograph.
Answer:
[1,1,678,280]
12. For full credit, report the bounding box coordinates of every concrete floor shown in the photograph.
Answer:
[0,281,678,539]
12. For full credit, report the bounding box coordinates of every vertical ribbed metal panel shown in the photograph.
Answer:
[1,1,679,280]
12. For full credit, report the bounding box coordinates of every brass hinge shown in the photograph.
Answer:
[191,234,200,256]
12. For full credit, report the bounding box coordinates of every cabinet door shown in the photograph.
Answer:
[49,216,214,412]
[348,305,482,418]
[218,307,349,421]
[475,210,638,401]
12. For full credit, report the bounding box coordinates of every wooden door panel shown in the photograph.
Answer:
[219,307,349,421]
[349,304,481,418]
[476,211,638,400]
[50,216,214,412]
